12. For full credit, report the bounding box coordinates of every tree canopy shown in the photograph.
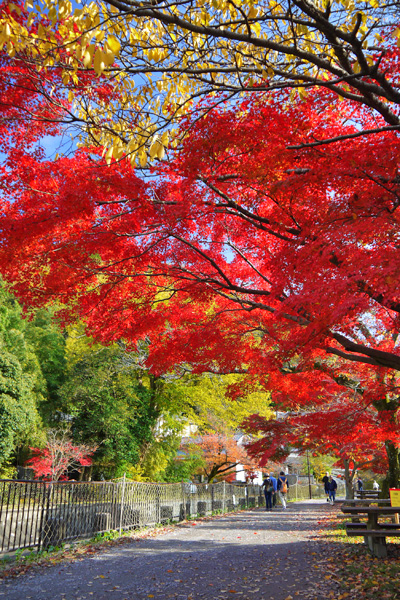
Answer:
[1,0,400,485]
[2,87,400,377]
[1,0,400,160]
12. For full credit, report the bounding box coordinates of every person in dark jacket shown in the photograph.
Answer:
[269,473,278,507]
[322,472,330,502]
[327,476,337,504]
[261,474,274,511]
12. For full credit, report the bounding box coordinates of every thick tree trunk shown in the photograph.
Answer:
[382,441,400,498]
[373,398,400,498]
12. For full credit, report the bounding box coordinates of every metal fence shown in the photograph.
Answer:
[290,480,346,500]
[0,479,263,554]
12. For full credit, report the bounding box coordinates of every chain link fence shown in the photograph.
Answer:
[0,479,263,554]
[1,477,342,554]
[288,479,346,500]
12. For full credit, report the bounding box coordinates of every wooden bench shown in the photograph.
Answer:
[343,498,390,506]
[342,504,400,558]
[354,490,381,500]
[342,499,390,520]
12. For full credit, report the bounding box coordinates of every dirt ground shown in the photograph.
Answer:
[0,499,341,600]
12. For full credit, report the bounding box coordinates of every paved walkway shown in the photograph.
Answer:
[0,500,341,600]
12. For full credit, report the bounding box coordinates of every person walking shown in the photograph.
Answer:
[269,472,278,508]
[277,471,289,509]
[322,472,330,502]
[327,475,337,504]
[356,477,363,492]
[261,474,274,511]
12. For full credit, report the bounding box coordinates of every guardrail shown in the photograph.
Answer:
[0,479,262,554]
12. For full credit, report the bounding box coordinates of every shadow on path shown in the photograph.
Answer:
[0,500,342,600]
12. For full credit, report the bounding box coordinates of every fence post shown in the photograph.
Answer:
[223,481,226,513]
[306,450,312,499]
[119,474,126,535]
[156,484,161,524]
[181,481,186,521]
[38,482,52,551]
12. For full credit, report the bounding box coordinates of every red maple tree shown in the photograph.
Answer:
[244,397,391,498]
[183,434,258,482]
[1,18,400,487]
[26,430,96,482]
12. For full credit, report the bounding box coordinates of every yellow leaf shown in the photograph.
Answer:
[149,136,162,160]
[105,146,113,165]
[95,29,105,43]
[161,131,169,146]
[83,44,95,68]
[157,143,165,160]
[139,151,147,168]
[103,47,115,67]
[248,6,258,18]
[93,48,105,75]
[37,23,45,39]
[107,35,121,55]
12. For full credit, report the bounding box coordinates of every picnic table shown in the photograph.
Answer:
[344,498,390,507]
[341,504,400,558]
[354,489,380,500]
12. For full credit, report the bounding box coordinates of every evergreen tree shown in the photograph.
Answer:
[0,286,43,472]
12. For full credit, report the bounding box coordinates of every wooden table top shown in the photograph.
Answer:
[342,505,400,514]
[342,499,390,504]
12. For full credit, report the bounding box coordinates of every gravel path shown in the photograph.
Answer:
[0,499,341,600]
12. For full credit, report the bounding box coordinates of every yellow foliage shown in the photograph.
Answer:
[177,373,273,434]
[1,0,393,166]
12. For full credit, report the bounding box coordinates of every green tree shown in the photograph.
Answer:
[58,326,187,479]
[162,452,205,484]
[0,286,44,471]
[59,349,155,478]
[304,454,336,483]
[24,308,67,424]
